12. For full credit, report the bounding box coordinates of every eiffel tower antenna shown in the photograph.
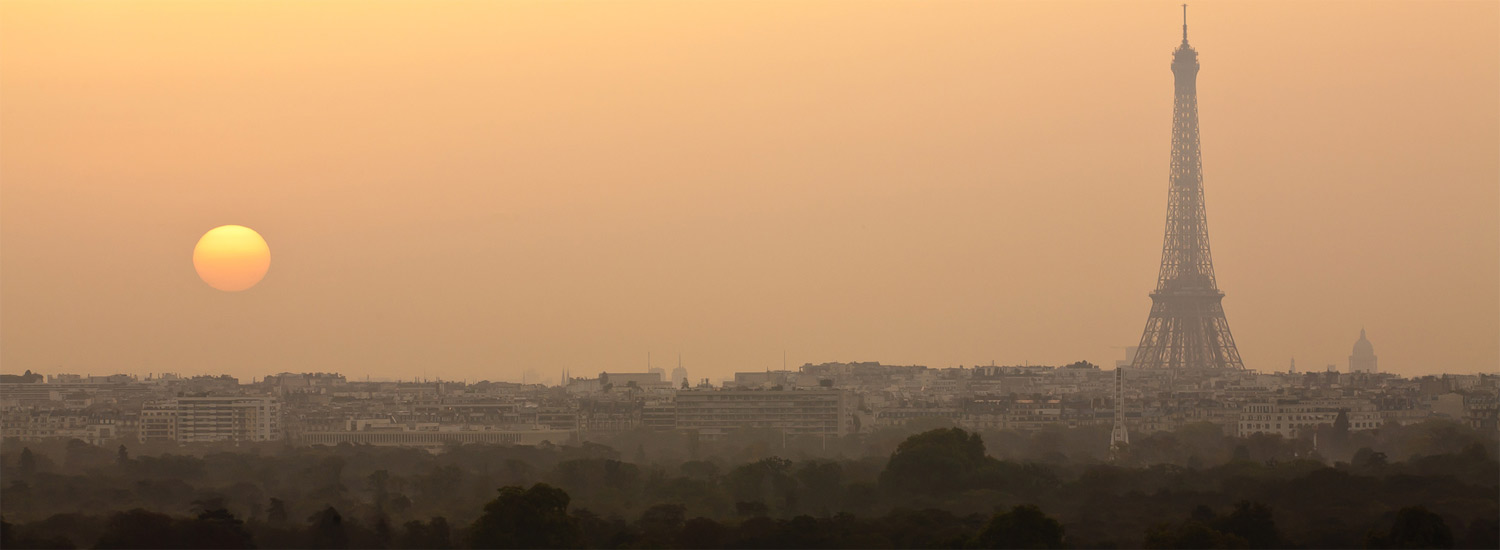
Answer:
[1182,4,1189,42]
[1129,8,1246,372]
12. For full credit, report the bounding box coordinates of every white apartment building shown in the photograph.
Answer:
[1238,398,1381,439]
[139,396,282,443]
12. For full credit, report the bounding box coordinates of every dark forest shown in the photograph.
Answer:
[2,419,1495,549]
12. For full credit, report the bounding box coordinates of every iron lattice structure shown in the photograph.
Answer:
[1110,367,1129,448]
[1130,11,1246,371]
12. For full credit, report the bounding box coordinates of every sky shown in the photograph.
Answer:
[2,1,1496,383]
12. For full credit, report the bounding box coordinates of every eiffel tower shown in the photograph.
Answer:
[1130,6,1245,371]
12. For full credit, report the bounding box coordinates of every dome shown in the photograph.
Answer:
[1352,329,1375,357]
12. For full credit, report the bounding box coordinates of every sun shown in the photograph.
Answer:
[193,225,271,292]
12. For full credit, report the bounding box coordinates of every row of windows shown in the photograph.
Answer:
[1242,421,1377,431]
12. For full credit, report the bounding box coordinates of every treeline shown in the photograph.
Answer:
[0,420,1496,548]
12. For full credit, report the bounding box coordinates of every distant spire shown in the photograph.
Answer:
[1182,4,1189,43]
[1360,327,1366,338]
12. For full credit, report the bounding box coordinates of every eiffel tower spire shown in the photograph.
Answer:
[1130,8,1246,371]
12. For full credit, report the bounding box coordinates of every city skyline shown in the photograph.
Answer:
[2,1,1497,382]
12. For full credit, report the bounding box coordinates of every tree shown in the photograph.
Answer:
[1212,501,1281,549]
[796,461,844,516]
[267,498,288,523]
[1367,506,1453,549]
[373,513,393,549]
[468,484,579,549]
[1325,410,1353,459]
[974,505,1065,549]
[1231,445,1251,462]
[1351,447,1388,471]
[637,503,686,545]
[678,517,728,549]
[735,501,769,518]
[880,428,992,497]
[179,507,255,549]
[679,460,719,480]
[397,517,452,549]
[19,447,36,477]
[307,506,349,549]
[1458,516,1498,549]
[95,509,177,549]
[726,457,797,514]
[116,445,129,466]
[1143,520,1248,549]
[368,470,391,511]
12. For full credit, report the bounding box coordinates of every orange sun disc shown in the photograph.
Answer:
[193,225,270,292]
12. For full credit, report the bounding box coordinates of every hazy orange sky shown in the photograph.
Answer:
[2,1,1496,382]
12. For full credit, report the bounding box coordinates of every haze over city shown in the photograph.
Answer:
[4,3,1499,550]
[2,1,1496,383]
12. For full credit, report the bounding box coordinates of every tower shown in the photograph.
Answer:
[671,354,689,388]
[1110,367,1129,449]
[1130,5,1246,371]
[1349,328,1378,373]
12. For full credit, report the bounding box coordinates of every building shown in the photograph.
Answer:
[875,406,960,428]
[406,402,521,425]
[263,372,346,395]
[1238,399,1381,439]
[674,388,854,440]
[598,372,670,390]
[0,410,118,445]
[139,396,282,443]
[535,406,579,430]
[642,398,677,431]
[299,419,574,450]
[730,371,795,388]
[579,396,641,433]
[1432,392,1498,431]
[139,401,178,441]
[1349,329,1378,373]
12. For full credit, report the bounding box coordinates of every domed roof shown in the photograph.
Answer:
[1352,328,1375,357]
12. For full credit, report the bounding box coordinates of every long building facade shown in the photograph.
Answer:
[674,389,854,440]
